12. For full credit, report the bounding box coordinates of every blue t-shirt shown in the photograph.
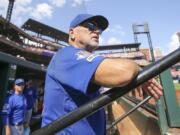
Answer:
[23,87,37,110]
[42,46,106,135]
[1,93,27,125]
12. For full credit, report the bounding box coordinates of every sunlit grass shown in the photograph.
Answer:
[174,83,180,90]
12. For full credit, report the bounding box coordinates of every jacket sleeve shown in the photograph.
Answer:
[1,97,12,125]
[52,52,105,95]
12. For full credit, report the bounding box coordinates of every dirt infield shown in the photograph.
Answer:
[176,90,180,106]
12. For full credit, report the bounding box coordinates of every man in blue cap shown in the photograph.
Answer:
[42,14,163,135]
[2,78,27,135]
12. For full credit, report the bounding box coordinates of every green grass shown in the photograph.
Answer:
[174,83,180,90]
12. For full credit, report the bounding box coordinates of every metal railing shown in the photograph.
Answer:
[123,95,156,115]
[106,95,151,131]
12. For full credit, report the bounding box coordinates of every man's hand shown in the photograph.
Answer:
[141,78,163,100]
[5,125,11,135]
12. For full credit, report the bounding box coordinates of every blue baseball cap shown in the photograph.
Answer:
[15,78,25,85]
[70,14,109,31]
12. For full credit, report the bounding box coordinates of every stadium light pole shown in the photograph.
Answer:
[132,22,156,62]
[176,32,180,47]
[4,0,15,36]
[6,0,15,22]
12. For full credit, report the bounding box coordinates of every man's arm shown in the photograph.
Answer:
[4,125,11,135]
[2,97,12,135]
[92,58,140,87]
[92,58,163,99]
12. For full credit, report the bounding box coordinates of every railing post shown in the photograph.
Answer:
[160,69,180,126]
[156,97,169,134]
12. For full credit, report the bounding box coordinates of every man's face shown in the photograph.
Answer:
[15,84,25,93]
[70,21,102,50]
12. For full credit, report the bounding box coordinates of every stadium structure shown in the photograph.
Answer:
[0,1,180,135]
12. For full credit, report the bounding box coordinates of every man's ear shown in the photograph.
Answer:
[69,28,73,35]
[69,28,75,40]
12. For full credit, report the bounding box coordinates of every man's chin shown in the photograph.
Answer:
[86,44,98,52]
[91,43,99,49]
[91,41,99,47]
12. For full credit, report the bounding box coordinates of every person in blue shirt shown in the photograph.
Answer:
[42,14,163,135]
[2,78,27,135]
[23,80,37,135]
